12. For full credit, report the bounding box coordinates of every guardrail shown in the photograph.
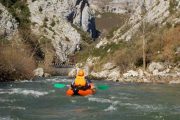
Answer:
[51,63,75,68]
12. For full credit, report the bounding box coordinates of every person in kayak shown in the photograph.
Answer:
[66,69,96,96]
[71,69,91,94]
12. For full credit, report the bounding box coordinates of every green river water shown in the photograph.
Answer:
[0,76,180,120]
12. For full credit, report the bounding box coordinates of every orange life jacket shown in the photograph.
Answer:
[74,76,86,86]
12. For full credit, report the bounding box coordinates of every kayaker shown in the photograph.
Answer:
[66,69,96,96]
[71,69,91,90]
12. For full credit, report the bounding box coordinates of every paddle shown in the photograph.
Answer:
[54,83,66,88]
[53,83,109,90]
[96,85,109,90]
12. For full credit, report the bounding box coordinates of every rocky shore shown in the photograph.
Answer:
[68,60,180,84]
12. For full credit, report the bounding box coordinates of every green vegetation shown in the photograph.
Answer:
[51,20,56,27]
[0,0,31,30]
[0,9,2,15]
[71,24,93,44]
[169,0,178,14]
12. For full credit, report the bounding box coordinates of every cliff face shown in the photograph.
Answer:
[27,0,80,62]
[0,0,97,62]
[68,0,97,38]
[0,3,18,40]
[27,0,97,62]
[89,0,133,13]
[96,0,180,46]
[116,0,180,42]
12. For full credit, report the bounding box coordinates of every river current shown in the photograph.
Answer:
[0,76,180,120]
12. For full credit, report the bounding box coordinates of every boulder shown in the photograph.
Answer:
[96,38,108,48]
[152,68,170,76]
[90,66,120,81]
[68,68,78,77]
[123,70,139,78]
[98,70,109,78]
[34,68,44,77]
[103,63,116,70]
[107,68,120,81]
[143,78,151,83]
[148,62,165,72]
[90,71,108,79]
[169,80,180,84]
[138,69,144,78]
[44,73,51,77]
[152,69,159,76]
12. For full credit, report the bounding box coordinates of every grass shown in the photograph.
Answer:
[96,12,129,37]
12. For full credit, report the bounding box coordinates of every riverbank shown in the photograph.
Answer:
[68,61,180,84]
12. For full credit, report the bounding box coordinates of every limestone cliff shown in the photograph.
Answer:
[27,0,97,62]
[96,0,180,46]
[0,3,18,40]
[113,0,180,42]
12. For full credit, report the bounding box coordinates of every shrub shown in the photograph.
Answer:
[169,0,178,14]
[0,9,2,15]
[0,46,36,81]
[51,20,56,27]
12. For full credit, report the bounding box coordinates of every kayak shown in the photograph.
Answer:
[66,83,96,96]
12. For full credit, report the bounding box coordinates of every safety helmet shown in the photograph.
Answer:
[77,69,84,76]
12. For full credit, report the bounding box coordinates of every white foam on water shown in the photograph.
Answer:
[88,97,119,112]
[88,97,164,112]
[45,78,72,83]
[0,98,16,103]
[88,97,112,103]
[10,89,50,97]
[110,95,131,100]
[0,88,52,97]
[0,116,14,120]
[16,80,33,83]
[0,106,26,110]
[104,105,117,112]
[154,115,164,119]
[118,102,164,112]
[71,100,77,103]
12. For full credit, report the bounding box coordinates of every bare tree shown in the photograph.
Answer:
[141,0,147,71]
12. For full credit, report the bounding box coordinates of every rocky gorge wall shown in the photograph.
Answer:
[0,0,97,63]
[0,0,98,80]
[27,0,98,62]
[0,3,18,40]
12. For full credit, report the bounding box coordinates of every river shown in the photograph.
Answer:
[0,76,180,120]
